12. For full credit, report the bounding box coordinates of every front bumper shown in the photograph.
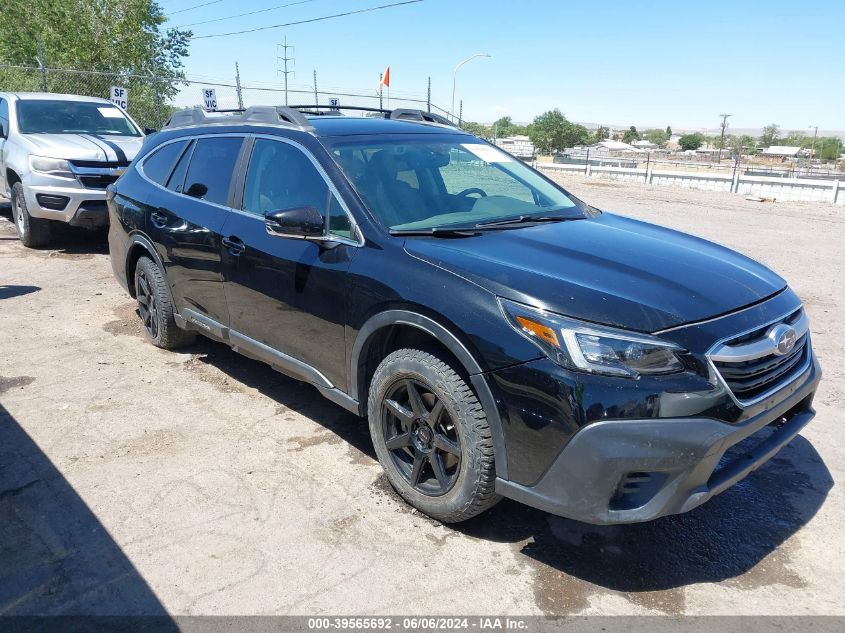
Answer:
[23,179,110,229]
[495,356,820,524]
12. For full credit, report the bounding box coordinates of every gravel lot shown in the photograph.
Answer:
[1,179,843,617]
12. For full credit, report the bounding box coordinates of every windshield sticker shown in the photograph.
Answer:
[461,143,513,163]
[98,107,125,118]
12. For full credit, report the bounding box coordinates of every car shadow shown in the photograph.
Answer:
[0,402,178,625]
[0,199,108,255]
[0,285,41,300]
[183,337,375,460]
[457,434,831,594]
[179,336,833,595]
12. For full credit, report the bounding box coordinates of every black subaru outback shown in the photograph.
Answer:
[107,105,820,524]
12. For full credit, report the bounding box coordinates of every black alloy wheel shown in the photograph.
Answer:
[381,378,462,496]
[135,268,160,340]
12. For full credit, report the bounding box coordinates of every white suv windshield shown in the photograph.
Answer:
[16,100,140,136]
[328,135,584,230]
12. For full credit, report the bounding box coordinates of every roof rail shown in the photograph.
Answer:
[388,109,454,127]
[287,104,457,128]
[163,106,314,131]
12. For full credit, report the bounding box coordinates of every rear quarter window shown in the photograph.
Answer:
[141,141,188,186]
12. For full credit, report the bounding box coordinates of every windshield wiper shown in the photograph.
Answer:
[475,214,577,228]
[389,226,482,237]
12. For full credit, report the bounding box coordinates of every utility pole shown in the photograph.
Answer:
[379,73,383,110]
[458,100,463,128]
[717,113,732,163]
[313,69,318,106]
[426,76,431,113]
[235,62,244,110]
[809,125,819,166]
[276,37,294,106]
[36,35,48,91]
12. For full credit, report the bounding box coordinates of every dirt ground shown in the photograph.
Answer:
[1,178,843,617]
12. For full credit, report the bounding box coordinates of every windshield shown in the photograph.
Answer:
[327,135,586,230]
[16,100,140,136]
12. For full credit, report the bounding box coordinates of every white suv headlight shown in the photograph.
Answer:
[499,297,685,377]
[29,155,74,178]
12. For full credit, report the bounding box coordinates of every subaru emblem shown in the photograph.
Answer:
[768,323,798,356]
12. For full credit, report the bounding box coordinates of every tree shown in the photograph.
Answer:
[0,1,191,127]
[622,126,640,144]
[593,126,610,143]
[526,109,588,154]
[461,121,493,139]
[666,125,672,137]
[816,137,844,161]
[644,128,669,147]
[678,133,704,151]
[760,123,780,148]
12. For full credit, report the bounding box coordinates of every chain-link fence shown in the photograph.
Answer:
[0,63,456,130]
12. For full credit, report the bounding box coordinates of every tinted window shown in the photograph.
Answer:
[16,100,140,136]
[0,98,8,137]
[242,139,350,237]
[142,141,187,186]
[183,137,243,206]
[166,140,194,193]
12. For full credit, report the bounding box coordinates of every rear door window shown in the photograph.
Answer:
[183,136,244,206]
[142,140,187,186]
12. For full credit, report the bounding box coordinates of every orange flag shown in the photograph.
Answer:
[380,66,391,88]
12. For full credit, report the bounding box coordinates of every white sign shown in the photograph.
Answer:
[110,86,128,110]
[329,97,340,109]
[203,88,218,111]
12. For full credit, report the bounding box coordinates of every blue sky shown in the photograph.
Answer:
[159,0,844,131]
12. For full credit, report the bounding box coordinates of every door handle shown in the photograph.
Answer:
[222,235,246,255]
[150,210,169,228]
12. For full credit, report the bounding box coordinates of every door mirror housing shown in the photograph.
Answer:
[0,122,5,138]
[265,206,325,239]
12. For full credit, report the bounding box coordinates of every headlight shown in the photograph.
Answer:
[29,155,74,178]
[499,297,685,377]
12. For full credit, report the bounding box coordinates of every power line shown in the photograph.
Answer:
[175,0,321,28]
[190,0,425,40]
[167,0,227,17]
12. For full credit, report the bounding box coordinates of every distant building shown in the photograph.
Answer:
[588,140,643,153]
[631,140,659,150]
[493,135,535,158]
[760,146,803,161]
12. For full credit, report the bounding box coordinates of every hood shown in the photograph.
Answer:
[22,133,143,163]
[405,213,786,333]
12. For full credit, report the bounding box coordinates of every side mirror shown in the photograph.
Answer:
[0,122,5,138]
[143,127,157,136]
[265,206,324,239]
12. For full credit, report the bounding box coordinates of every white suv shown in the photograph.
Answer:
[0,92,144,247]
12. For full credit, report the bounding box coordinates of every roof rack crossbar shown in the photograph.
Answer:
[163,106,314,131]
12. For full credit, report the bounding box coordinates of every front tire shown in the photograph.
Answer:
[368,348,500,523]
[134,256,196,350]
[11,182,51,248]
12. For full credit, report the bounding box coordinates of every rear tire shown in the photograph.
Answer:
[11,182,51,248]
[368,348,500,523]
[134,256,196,350]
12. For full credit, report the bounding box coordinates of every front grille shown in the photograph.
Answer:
[711,309,810,402]
[69,159,130,169]
[79,174,120,189]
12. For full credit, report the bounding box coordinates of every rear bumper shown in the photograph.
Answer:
[496,356,821,524]
[23,182,109,228]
